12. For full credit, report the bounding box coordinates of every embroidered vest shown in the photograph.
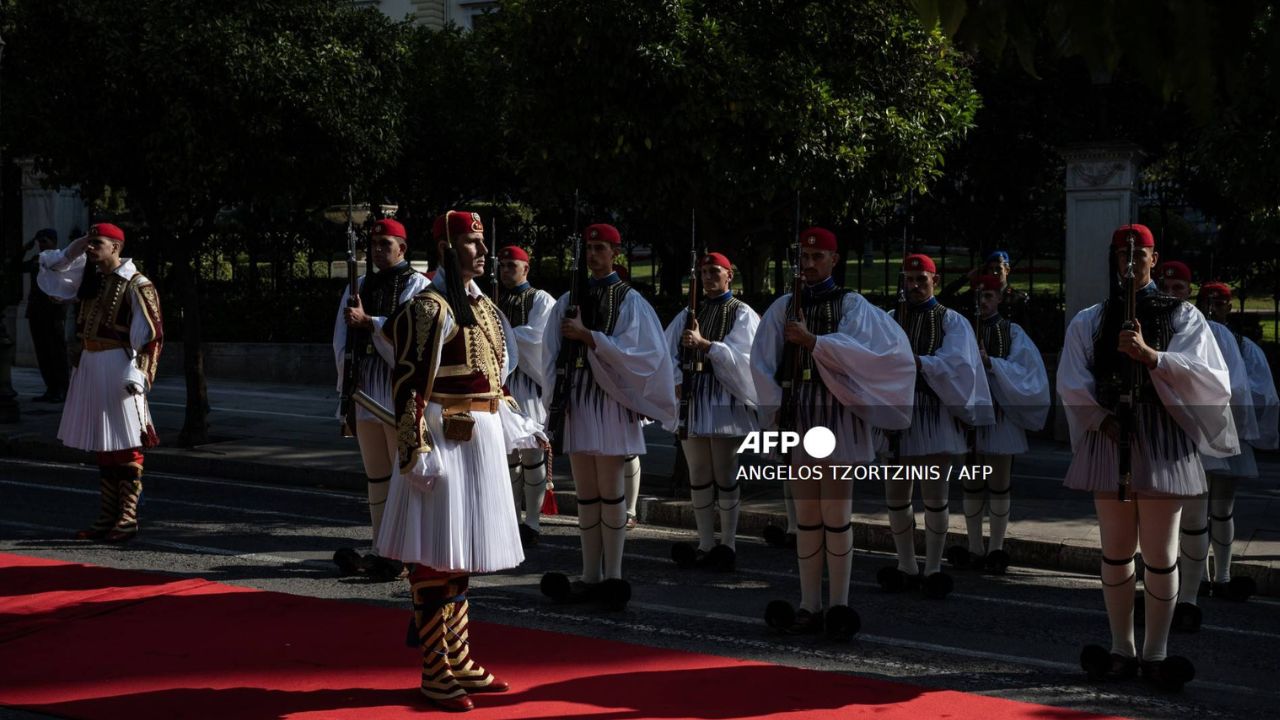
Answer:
[352,264,417,360]
[896,302,948,401]
[77,272,141,348]
[565,280,632,372]
[430,288,507,401]
[684,295,744,374]
[775,286,849,389]
[978,316,1012,360]
[499,285,539,328]
[1093,295,1189,460]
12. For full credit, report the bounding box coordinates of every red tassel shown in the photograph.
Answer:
[540,444,558,515]
[541,486,559,516]
[141,424,160,449]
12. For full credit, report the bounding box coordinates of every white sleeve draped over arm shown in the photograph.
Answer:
[663,311,690,387]
[916,309,995,426]
[1241,337,1279,450]
[37,249,87,301]
[988,323,1050,431]
[499,309,519,382]
[1210,321,1258,445]
[332,284,355,393]
[706,304,761,407]
[511,289,556,391]
[539,293,570,415]
[809,293,916,430]
[1149,303,1238,458]
[1056,305,1109,451]
[749,296,790,430]
[587,292,678,429]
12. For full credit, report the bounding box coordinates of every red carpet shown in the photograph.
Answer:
[0,553,1122,719]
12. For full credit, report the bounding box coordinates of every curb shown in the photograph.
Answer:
[4,435,1275,597]
[574,492,1280,598]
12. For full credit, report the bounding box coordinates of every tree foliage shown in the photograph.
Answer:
[2,0,410,443]
[913,0,1280,309]
[486,0,979,293]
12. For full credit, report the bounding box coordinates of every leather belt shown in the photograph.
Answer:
[83,338,127,352]
[431,396,501,414]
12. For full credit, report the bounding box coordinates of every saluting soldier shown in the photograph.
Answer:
[37,223,163,543]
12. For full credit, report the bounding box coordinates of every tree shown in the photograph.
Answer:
[485,0,980,296]
[379,24,514,233]
[912,0,1280,299]
[2,0,409,444]
[909,0,1270,115]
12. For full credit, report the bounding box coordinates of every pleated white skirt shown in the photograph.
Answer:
[1063,430,1207,496]
[59,349,151,452]
[376,401,527,573]
[1202,443,1258,479]
[562,370,646,456]
[976,413,1028,455]
[509,369,546,425]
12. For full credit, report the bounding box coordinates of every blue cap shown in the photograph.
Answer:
[34,228,58,241]
[985,250,1009,264]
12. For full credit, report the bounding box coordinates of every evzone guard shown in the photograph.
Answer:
[38,223,163,544]
[540,223,677,611]
[1166,272,1276,627]
[946,274,1049,574]
[1156,263,1256,631]
[374,210,545,712]
[495,244,557,548]
[879,253,993,599]
[332,218,428,580]
[1058,224,1237,691]
[752,227,915,639]
[665,251,761,571]
[1194,281,1278,601]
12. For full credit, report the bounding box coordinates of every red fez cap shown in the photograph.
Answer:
[1199,282,1232,302]
[498,245,530,263]
[89,223,125,244]
[903,253,937,274]
[1159,261,1191,283]
[799,227,837,252]
[612,263,630,281]
[701,252,732,270]
[432,211,485,241]
[585,223,621,245]
[371,218,406,240]
[1111,224,1155,249]
[971,274,1002,293]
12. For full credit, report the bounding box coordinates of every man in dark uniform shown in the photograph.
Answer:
[20,228,69,402]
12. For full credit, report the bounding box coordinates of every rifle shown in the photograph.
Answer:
[677,209,699,440]
[889,201,910,460]
[778,195,805,438]
[1115,233,1139,503]
[545,190,582,455]
[339,186,362,438]
[490,209,500,302]
[967,281,983,462]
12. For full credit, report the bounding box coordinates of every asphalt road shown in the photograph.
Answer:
[2,456,1279,720]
